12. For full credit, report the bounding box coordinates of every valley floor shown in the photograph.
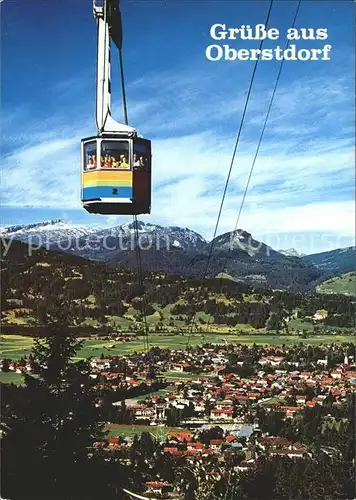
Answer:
[1,332,355,364]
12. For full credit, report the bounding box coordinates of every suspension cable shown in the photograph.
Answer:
[115,13,150,356]
[222,1,302,493]
[186,0,275,348]
[119,48,129,126]
[220,0,302,289]
[132,217,150,354]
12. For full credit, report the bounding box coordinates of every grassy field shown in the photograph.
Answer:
[105,424,187,439]
[0,335,34,359]
[0,371,25,385]
[1,333,355,361]
[260,396,285,406]
[162,371,208,380]
[287,318,315,331]
[317,272,356,295]
[134,387,175,400]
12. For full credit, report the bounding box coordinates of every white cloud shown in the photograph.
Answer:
[1,65,354,253]
[1,136,83,209]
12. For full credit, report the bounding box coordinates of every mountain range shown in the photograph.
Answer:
[302,247,356,276]
[1,220,354,292]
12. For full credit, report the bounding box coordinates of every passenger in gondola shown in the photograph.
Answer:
[104,154,111,168]
[139,156,146,169]
[120,154,129,169]
[87,156,95,170]
[112,156,119,168]
[133,153,140,169]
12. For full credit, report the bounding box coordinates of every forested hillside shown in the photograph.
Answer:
[303,246,356,276]
[316,272,356,296]
[1,239,355,335]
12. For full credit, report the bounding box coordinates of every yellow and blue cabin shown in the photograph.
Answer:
[81,135,151,215]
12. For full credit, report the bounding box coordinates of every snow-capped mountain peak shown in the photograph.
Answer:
[279,248,306,258]
[0,219,98,244]
[120,221,162,233]
[1,219,62,235]
[1,219,208,254]
[104,221,207,250]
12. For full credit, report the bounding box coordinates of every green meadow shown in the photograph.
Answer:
[105,424,188,439]
[0,371,25,385]
[0,333,354,362]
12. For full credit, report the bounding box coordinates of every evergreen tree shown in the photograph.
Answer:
[1,296,107,499]
[1,358,10,372]
[265,312,283,333]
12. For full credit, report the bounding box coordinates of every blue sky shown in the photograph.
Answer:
[1,0,354,254]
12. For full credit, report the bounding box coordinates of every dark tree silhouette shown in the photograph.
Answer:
[1,295,108,500]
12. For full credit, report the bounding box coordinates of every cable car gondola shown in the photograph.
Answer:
[81,0,151,215]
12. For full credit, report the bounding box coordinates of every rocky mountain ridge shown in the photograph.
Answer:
[1,220,326,291]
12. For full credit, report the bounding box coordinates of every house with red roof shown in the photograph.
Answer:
[259,356,285,366]
[225,435,238,444]
[126,404,154,419]
[210,408,234,421]
[187,441,205,451]
[167,431,192,442]
[210,439,223,450]
[171,362,191,372]
[145,481,169,495]
[279,406,301,417]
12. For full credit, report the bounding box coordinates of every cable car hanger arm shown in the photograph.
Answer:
[93,0,136,136]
